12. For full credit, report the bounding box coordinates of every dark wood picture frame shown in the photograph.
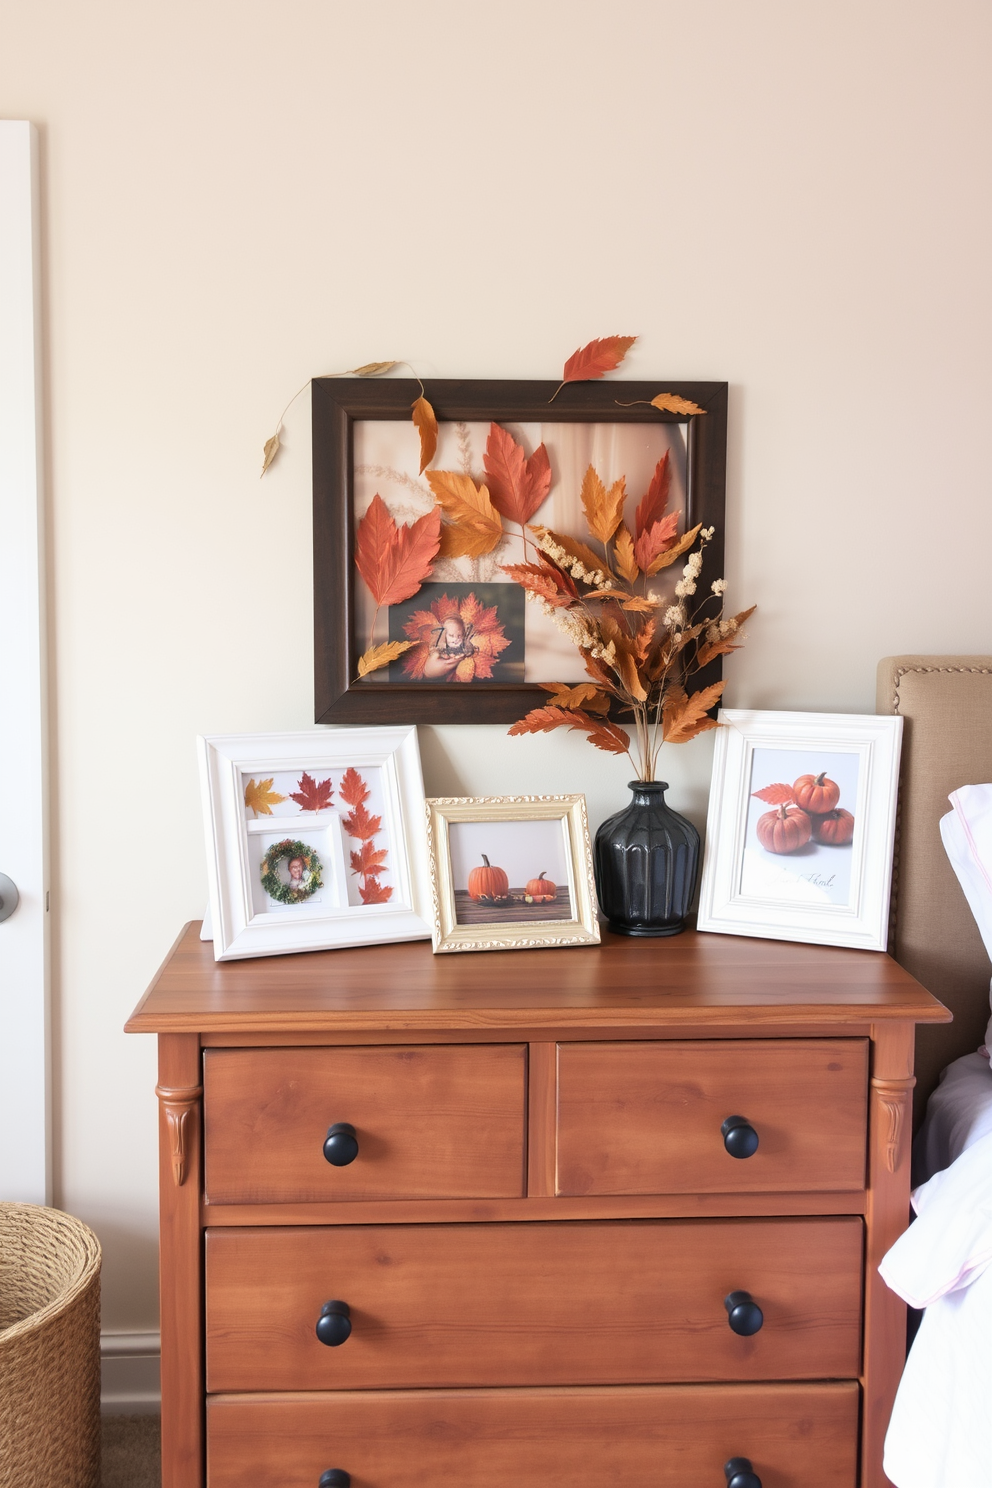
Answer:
[313,378,728,726]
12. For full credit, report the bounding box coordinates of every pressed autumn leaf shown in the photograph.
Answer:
[426,470,504,559]
[350,841,389,876]
[633,511,680,573]
[357,639,415,678]
[483,423,552,526]
[260,432,281,477]
[634,616,656,663]
[289,772,334,812]
[339,766,370,808]
[635,452,671,538]
[613,524,639,582]
[752,782,797,805]
[529,526,607,581]
[541,682,611,714]
[651,392,707,417]
[411,396,438,474]
[350,361,398,376]
[581,465,626,545]
[562,336,637,384]
[500,561,574,607]
[342,799,382,841]
[646,521,702,575]
[696,637,741,667]
[663,680,726,743]
[620,595,656,612]
[355,494,441,608]
[612,645,648,703]
[244,777,287,818]
[359,877,393,904]
[508,705,632,757]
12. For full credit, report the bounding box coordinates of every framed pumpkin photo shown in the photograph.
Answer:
[198,726,431,960]
[425,794,599,953]
[312,377,728,725]
[696,710,903,952]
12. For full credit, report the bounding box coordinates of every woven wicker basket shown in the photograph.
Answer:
[0,1203,101,1488]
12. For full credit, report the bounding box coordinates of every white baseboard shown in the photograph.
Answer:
[100,1331,161,1415]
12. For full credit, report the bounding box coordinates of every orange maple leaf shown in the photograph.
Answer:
[562,336,637,384]
[350,841,389,876]
[581,465,626,545]
[244,777,287,817]
[355,494,441,607]
[635,452,671,539]
[359,877,394,904]
[339,767,370,808]
[342,800,382,841]
[633,512,680,573]
[484,424,552,527]
[411,396,438,474]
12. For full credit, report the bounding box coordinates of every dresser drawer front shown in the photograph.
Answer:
[206,1217,862,1390]
[203,1044,526,1203]
[556,1039,868,1195]
[208,1383,859,1487]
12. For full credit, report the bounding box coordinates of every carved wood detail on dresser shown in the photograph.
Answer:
[127,923,949,1488]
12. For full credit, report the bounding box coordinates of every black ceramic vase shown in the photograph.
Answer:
[594,780,700,937]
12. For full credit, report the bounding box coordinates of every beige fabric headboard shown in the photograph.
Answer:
[877,656,992,1120]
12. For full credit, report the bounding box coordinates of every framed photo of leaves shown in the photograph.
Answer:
[198,726,431,960]
[313,378,728,725]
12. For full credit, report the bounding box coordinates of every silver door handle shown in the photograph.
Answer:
[0,874,19,922]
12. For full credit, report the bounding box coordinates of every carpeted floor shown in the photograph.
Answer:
[101,1415,161,1488]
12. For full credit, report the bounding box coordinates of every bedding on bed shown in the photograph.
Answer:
[939,782,992,1061]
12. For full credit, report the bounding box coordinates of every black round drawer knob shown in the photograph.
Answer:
[725,1458,762,1488]
[721,1115,759,1159]
[724,1290,764,1336]
[323,1123,359,1166]
[319,1473,351,1488]
[315,1300,352,1347]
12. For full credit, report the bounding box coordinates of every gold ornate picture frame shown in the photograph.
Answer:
[425,794,600,954]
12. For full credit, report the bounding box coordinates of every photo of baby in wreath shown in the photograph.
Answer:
[284,855,312,893]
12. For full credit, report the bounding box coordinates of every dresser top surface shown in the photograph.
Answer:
[125,922,950,1034]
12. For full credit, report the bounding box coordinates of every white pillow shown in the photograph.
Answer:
[939,784,992,1061]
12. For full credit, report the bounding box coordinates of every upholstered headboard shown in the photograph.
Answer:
[877,656,992,1119]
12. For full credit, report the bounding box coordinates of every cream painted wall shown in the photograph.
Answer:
[2,0,989,1329]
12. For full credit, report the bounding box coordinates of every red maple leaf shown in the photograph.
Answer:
[350,841,389,876]
[634,451,672,539]
[359,877,394,904]
[339,767,370,808]
[483,423,553,527]
[289,772,333,811]
[354,494,441,607]
[342,800,382,841]
[562,335,637,384]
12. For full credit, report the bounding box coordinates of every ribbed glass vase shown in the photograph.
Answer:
[594,780,700,937]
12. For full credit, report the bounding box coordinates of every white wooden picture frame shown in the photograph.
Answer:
[198,727,431,960]
[697,710,903,952]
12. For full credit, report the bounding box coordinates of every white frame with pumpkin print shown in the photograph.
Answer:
[425,794,599,954]
[696,709,903,952]
[198,726,431,960]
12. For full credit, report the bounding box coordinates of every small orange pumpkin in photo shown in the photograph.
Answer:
[793,771,841,814]
[467,854,510,901]
[811,808,855,846]
[524,872,557,903]
[756,803,812,854]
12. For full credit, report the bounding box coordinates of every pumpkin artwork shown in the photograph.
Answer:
[811,808,855,846]
[524,872,557,904]
[793,771,841,815]
[467,854,510,902]
[756,803,812,855]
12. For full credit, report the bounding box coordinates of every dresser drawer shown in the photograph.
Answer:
[206,1217,862,1390]
[208,1382,859,1487]
[203,1044,526,1203]
[556,1039,868,1195]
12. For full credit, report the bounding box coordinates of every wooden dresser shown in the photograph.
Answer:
[127,923,948,1488]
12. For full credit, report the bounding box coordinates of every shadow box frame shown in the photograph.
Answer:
[312,377,729,726]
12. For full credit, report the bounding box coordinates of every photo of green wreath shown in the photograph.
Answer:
[260,838,323,905]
